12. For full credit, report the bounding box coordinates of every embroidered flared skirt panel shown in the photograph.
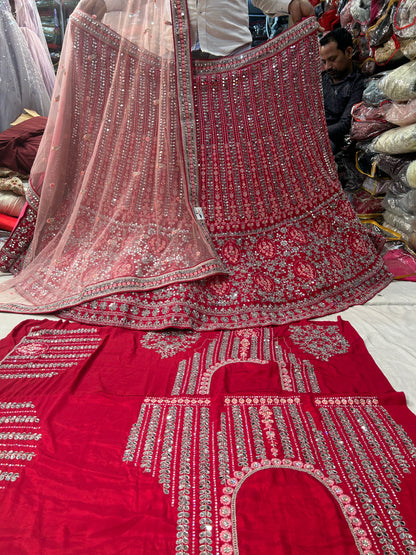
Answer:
[58,20,392,329]
[0,318,415,553]
[0,16,391,330]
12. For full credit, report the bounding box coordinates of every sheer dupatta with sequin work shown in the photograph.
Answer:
[0,0,226,311]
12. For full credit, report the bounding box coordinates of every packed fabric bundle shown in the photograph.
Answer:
[408,159,416,186]
[362,76,390,105]
[371,122,416,154]
[393,0,416,40]
[378,59,416,101]
[350,100,396,140]
[339,0,416,71]
[385,97,416,126]
[376,152,416,189]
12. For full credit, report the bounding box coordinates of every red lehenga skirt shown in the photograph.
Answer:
[0,10,392,330]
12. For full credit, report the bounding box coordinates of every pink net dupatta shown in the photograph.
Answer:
[0,2,226,311]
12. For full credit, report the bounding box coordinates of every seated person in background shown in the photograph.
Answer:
[320,28,365,153]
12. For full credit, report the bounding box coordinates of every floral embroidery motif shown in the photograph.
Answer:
[312,216,332,238]
[141,330,200,358]
[255,237,276,259]
[252,271,275,293]
[288,226,308,245]
[12,343,48,358]
[235,329,260,360]
[222,242,242,264]
[292,257,317,281]
[288,323,350,361]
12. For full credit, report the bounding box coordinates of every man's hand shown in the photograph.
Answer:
[79,0,107,20]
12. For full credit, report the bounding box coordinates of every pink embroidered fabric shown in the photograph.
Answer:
[0,318,415,553]
[0,2,392,329]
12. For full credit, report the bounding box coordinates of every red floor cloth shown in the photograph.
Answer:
[0,318,415,553]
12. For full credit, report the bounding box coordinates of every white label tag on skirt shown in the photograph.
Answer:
[194,207,205,221]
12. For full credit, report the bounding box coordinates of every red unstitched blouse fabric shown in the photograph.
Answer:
[0,318,415,553]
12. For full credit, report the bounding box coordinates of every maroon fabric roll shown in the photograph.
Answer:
[0,116,47,174]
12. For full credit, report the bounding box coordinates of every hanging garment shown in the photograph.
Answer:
[0,0,50,133]
[0,2,392,330]
[14,0,56,97]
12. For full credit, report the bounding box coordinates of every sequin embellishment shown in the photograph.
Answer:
[288,323,351,361]
[141,330,200,358]
[0,402,41,490]
[0,326,102,379]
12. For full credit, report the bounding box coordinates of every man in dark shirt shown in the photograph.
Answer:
[320,28,365,153]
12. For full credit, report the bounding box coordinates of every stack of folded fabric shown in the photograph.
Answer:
[369,61,416,249]
[0,113,47,234]
[338,0,416,72]
[344,57,416,232]
[0,169,26,234]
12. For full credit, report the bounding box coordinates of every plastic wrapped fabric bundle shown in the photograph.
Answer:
[367,0,396,47]
[383,207,416,236]
[349,0,371,24]
[350,100,396,140]
[385,97,416,126]
[378,60,416,101]
[355,148,416,190]
[393,0,416,38]
[399,35,416,58]
[383,188,416,214]
[355,147,388,178]
[369,0,392,23]
[363,76,390,105]
[407,160,416,186]
[374,36,406,65]
[375,151,416,177]
[339,0,354,27]
[362,175,394,194]
[371,122,416,153]
[353,27,371,64]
